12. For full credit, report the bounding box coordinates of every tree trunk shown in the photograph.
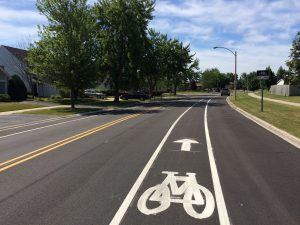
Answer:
[74,89,79,101]
[174,84,177,95]
[70,88,76,109]
[148,81,153,98]
[113,81,119,102]
[149,87,153,98]
[29,77,35,99]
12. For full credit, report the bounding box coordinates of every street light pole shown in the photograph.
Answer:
[234,51,237,100]
[213,46,237,100]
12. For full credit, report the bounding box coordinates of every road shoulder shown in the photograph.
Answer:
[226,97,300,149]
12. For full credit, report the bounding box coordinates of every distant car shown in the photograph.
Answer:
[221,88,230,96]
[84,89,106,99]
[120,91,149,101]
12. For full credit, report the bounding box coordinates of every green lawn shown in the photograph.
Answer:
[177,90,209,95]
[230,94,300,138]
[36,97,141,107]
[0,103,44,113]
[21,107,101,116]
[254,90,300,103]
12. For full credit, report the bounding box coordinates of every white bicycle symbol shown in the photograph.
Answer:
[137,171,215,219]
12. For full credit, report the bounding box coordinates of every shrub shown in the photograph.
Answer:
[0,94,10,102]
[49,95,63,100]
[8,75,27,101]
[59,89,70,98]
[35,97,46,101]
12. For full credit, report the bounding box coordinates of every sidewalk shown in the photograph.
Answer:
[0,105,68,116]
[248,93,300,107]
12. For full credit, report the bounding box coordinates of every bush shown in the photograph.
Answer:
[35,97,46,101]
[49,95,63,100]
[0,94,10,102]
[8,75,27,101]
[59,89,70,98]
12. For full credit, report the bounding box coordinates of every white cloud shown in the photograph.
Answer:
[0,5,45,46]
[0,6,45,23]
[0,21,38,41]
[152,0,300,73]
[194,43,290,75]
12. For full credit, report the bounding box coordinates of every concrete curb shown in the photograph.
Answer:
[226,97,300,149]
[248,93,300,107]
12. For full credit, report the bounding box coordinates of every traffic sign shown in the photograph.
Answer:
[257,70,269,80]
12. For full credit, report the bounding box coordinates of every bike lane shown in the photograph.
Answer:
[113,99,223,225]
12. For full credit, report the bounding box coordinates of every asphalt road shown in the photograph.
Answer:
[0,96,299,225]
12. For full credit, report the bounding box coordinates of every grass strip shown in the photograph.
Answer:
[0,103,44,113]
[230,94,300,138]
[254,91,300,103]
[35,97,141,107]
[21,107,101,116]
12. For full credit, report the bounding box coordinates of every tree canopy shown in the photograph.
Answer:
[286,31,300,86]
[200,68,233,90]
[94,0,155,102]
[28,0,100,108]
[28,0,201,105]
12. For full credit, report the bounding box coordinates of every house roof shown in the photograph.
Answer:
[2,45,28,62]
[0,66,10,79]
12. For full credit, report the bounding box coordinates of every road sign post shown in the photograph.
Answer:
[257,70,269,112]
[260,80,264,112]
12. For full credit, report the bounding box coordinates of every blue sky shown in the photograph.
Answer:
[0,0,299,74]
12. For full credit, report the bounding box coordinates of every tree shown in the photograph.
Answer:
[165,39,194,95]
[185,58,201,89]
[140,29,167,96]
[201,68,221,89]
[246,72,260,91]
[265,66,277,89]
[239,72,248,90]
[276,66,288,82]
[94,0,155,102]
[28,0,100,109]
[286,31,300,86]
[219,72,233,88]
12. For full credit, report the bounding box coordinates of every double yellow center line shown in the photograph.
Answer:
[0,112,144,173]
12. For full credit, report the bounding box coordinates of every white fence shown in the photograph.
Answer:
[270,85,300,96]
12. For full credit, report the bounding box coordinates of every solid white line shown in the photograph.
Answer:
[0,115,77,131]
[204,99,231,225]
[0,114,99,139]
[109,100,202,225]
[0,108,108,131]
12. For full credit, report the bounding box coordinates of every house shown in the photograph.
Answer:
[0,45,58,97]
[0,65,9,94]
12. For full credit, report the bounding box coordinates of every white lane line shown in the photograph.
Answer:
[109,100,202,225]
[204,99,231,225]
[0,108,108,131]
[0,115,77,131]
[0,114,100,139]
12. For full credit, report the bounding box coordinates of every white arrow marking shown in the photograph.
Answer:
[174,139,199,151]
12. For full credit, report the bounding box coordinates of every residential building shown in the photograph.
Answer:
[0,65,9,94]
[0,45,58,97]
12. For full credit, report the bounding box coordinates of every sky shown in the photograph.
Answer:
[0,0,299,74]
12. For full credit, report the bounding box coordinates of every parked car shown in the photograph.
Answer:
[120,91,149,101]
[84,89,106,99]
[221,88,230,96]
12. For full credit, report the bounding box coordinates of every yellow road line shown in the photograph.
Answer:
[0,113,140,173]
[0,114,137,167]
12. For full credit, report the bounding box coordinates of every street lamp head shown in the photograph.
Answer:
[213,46,218,49]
